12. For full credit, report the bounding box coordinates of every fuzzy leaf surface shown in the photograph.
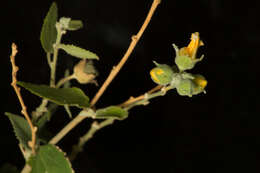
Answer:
[29,144,73,173]
[59,44,99,60]
[18,81,89,108]
[40,2,58,53]
[5,112,31,149]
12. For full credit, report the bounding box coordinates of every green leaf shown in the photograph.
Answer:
[40,2,58,53]
[5,112,31,149]
[96,106,128,120]
[59,44,99,60]
[29,144,73,173]
[68,20,83,31]
[17,81,90,108]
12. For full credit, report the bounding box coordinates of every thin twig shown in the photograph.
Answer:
[9,43,37,155]
[49,0,161,145]
[90,0,161,106]
[118,85,162,108]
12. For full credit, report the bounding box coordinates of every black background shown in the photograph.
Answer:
[1,0,258,172]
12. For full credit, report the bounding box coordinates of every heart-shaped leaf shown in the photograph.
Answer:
[59,44,99,60]
[96,106,128,120]
[18,81,90,108]
[5,112,31,149]
[29,144,73,173]
[40,2,58,53]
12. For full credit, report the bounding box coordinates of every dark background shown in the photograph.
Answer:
[1,0,258,172]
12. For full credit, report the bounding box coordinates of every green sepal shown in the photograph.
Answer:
[175,56,194,71]
[175,55,204,71]
[176,74,207,97]
[176,79,194,97]
[40,2,58,53]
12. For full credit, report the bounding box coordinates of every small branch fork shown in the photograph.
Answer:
[49,0,161,146]
[9,43,37,154]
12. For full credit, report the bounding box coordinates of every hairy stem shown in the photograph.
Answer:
[118,85,162,108]
[9,43,37,155]
[124,85,174,110]
[49,0,161,145]
[50,23,63,87]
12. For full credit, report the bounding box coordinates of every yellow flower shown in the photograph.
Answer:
[193,75,207,89]
[180,32,204,59]
[150,68,163,84]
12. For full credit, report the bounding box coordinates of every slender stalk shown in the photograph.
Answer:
[69,118,114,161]
[56,74,75,88]
[118,85,162,108]
[49,0,161,145]
[124,85,174,110]
[90,0,161,106]
[32,99,48,122]
[9,43,37,155]
[50,23,63,87]
[46,52,52,67]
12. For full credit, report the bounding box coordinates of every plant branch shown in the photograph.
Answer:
[123,85,174,110]
[90,0,161,106]
[49,0,161,145]
[69,118,114,161]
[9,43,37,155]
[68,85,168,160]
[118,85,162,108]
[50,23,64,87]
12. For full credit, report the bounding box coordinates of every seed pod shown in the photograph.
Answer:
[73,60,98,84]
[150,62,174,85]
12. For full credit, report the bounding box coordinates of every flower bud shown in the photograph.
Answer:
[150,62,174,85]
[173,32,204,71]
[176,74,207,97]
